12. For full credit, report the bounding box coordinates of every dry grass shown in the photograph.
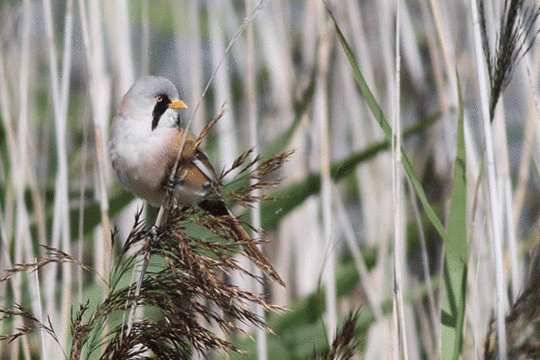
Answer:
[0,151,291,359]
[1,0,540,359]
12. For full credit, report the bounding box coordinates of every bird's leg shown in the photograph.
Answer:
[164,165,188,194]
[163,178,177,194]
[146,225,159,245]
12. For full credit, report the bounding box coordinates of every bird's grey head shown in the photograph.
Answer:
[118,76,186,130]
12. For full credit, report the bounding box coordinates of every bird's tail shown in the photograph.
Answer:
[224,210,284,287]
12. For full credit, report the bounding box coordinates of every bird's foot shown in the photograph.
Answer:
[144,226,159,246]
[164,179,176,194]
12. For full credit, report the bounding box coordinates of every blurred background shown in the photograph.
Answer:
[1,0,540,358]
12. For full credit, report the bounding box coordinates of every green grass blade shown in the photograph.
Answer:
[18,108,435,241]
[222,259,441,359]
[329,9,448,242]
[260,113,440,230]
[440,74,468,359]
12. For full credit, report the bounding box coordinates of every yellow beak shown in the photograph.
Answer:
[169,99,188,109]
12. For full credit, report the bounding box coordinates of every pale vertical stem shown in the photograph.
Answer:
[59,0,75,347]
[345,0,377,99]
[104,0,135,92]
[11,0,32,359]
[188,0,204,134]
[78,0,112,284]
[14,1,32,358]
[208,0,238,173]
[418,0,445,110]
[377,0,395,102]
[343,2,391,322]
[256,0,294,130]
[78,114,89,302]
[94,125,113,280]
[424,0,457,170]
[77,9,112,355]
[141,0,149,74]
[245,1,266,358]
[391,1,408,359]
[333,193,383,320]
[0,15,18,181]
[255,1,295,306]
[512,101,533,230]
[174,0,204,134]
[427,0,455,76]
[337,29,387,320]
[16,0,31,250]
[493,102,520,300]
[0,39,16,239]
[185,0,267,136]
[514,53,540,280]
[513,53,538,234]
[527,47,540,165]
[314,3,336,340]
[59,0,74,119]
[468,255,484,358]
[246,3,257,239]
[219,1,248,75]
[0,16,20,358]
[463,102,487,356]
[464,111,488,358]
[399,0,426,91]
[201,3,244,340]
[470,0,507,357]
[0,9,18,268]
[375,4,399,336]
[504,177,519,300]
[33,261,47,360]
[42,0,75,352]
[0,209,15,357]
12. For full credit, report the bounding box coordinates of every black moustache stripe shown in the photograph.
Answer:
[152,94,171,130]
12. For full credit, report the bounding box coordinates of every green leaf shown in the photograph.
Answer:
[218,252,441,359]
[328,9,449,242]
[32,80,437,241]
[260,113,441,230]
[440,73,468,359]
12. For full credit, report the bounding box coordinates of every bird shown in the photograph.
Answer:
[108,75,282,285]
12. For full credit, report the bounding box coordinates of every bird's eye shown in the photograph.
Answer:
[155,95,163,102]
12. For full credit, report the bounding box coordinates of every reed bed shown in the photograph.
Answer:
[0,0,540,359]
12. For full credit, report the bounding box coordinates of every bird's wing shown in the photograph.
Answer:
[165,130,221,208]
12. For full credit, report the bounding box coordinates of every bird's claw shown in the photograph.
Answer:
[144,226,159,246]
[164,179,176,193]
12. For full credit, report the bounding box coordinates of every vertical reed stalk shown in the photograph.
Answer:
[208,0,238,174]
[141,0,149,74]
[315,3,337,341]
[42,0,75,354]
[174,0,204,134]
[391,1,408,358]
[245,1,267,358]
[470,0,507,357]
[14,1,33,358]
[78,0,113,285]
[334,194,383,320]
[492,104,520,300]
[104,0,134,91]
